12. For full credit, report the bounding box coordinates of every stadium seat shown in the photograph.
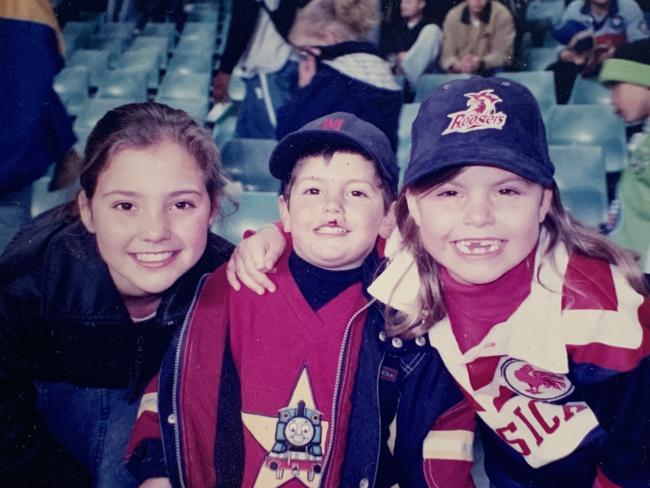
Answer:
[142,22,176,50]
[157,71,211,101]
[66,49,110,88]
[130,36,169,68]
[397,103,420,171]
[525,0,564,30]
[117,49,161,89]
[167,50,214,75]
[568,76,611,105]
[546,105,627,173]
[520,47,557,71]
[549,144,607,227]
[53,67,90,116]
[74,98,136,130]
[220,138,278,192]
[96,69,148,102]
[414,74,471,102]
[213,114,238,148]
[81,34,130,68]
[500,71,556,115]
[213,191,280,244]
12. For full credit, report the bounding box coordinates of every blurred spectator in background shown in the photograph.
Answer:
[380,0,443,98]
[277,0,402,150]
[211,0,306,139]
[0,0,76,253]
[600,39,650,271]
[440,0,516,75]
[549,0,648,103]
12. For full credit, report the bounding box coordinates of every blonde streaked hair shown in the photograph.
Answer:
[385,168,649,340]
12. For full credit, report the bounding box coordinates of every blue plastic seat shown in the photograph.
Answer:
[74,97,136,130]
[568,76,611,105]
[500,71,556,115]
[213,114,238,148]
[220,138,278,192]
[117,48,162,89]
[414,74,471,102]
[525,0,564,29]
[549,144,607,227]
[53,67,90,116]
[142,22,177,50]
[166,50,214,75]
[213,191,280,244]
[521,47,557,71]
[546,105,627,173]
[66,49,110,88]
[157,71,211,101]
[96,69,148,101]
[397,103,420,172]
[130,36,169,68]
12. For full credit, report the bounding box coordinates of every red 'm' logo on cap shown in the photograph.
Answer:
[320,118,344,131]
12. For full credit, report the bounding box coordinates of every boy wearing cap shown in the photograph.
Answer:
[126,113,468,488]
[600,38,650,271]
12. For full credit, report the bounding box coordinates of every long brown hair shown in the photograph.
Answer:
[385,169,648,339]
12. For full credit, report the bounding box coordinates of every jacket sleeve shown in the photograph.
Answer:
[421,398,476,488]
[0,280,91,487]
[216,0,260,74]
[481,6,515,69]
[125,375,168,483]
[574,298,650,486]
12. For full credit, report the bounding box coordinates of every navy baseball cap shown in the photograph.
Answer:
[269,112,399,195]
[404,77,555,188]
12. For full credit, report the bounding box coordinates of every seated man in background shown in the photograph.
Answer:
[440,0,515,75]
[380,0,443,94]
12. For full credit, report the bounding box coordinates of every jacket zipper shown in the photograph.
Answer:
[370,352,386,488]
[321,298,376,485]
[171,273,209,488]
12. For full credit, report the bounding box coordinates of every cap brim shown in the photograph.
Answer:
[405,143,555,188]
[269,130,378,180]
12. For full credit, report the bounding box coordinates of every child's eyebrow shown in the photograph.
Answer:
[295,176,379,186]
[101,190,203,198]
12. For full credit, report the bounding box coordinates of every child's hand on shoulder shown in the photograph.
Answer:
[139,478,171,488]
[226,224,286,294]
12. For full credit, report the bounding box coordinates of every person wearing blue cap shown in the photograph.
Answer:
[232,77,650,487]
[127,113,472,488]
[368,76,650,487]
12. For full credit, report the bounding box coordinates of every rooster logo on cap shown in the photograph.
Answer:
[442,89,507,135]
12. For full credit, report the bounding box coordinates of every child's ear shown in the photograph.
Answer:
[538,188,553,223]
[78,191,96,233]
[405,190,422,226]
[278,195,291,233]
[379,202,396,239]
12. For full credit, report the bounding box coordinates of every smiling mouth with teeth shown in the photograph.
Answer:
[454,239,502,254]
[134,251,176,263]
[315,225,349,235]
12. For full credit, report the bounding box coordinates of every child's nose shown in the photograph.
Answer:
[140,210,172,241]
[323,194,343,214]
[463,196,494,226]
